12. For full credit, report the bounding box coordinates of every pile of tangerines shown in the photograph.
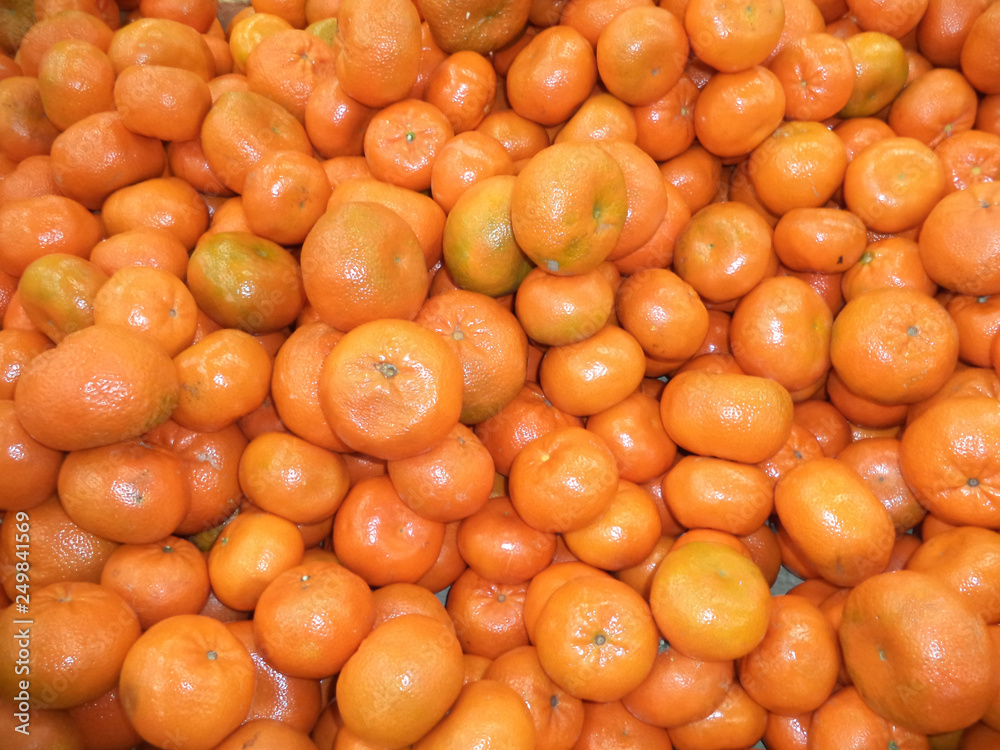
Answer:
[0,0,999,747]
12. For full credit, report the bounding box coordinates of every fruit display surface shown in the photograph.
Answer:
[1,0,1000,748]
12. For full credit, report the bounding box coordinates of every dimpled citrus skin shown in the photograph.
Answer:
[839,570,997,736]
[773,457,895,588]
[918,182,1000,296]
[14,324,179,452]
[659,370,794,464]
[533,575,659,702]
[649,541,772,662]
[119,614,256,750]
[336,614,465,748]
[510,142,627,276]
[829,288,959,405]
[318,318,463,461]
